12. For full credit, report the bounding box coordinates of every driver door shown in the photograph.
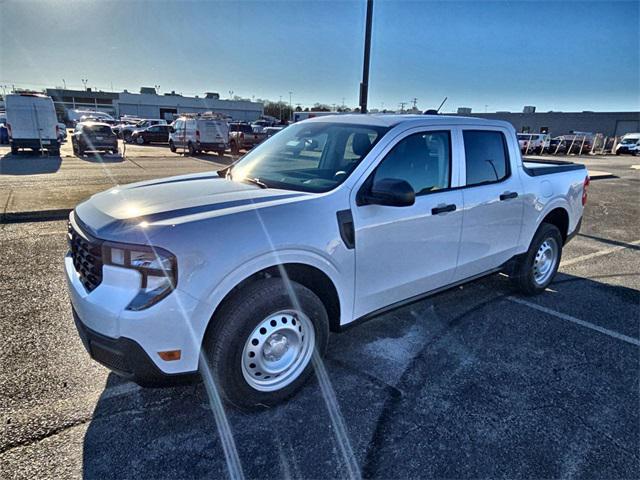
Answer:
[351,128,464,318]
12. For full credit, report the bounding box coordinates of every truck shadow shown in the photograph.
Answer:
[81,271,639,479]
[0,153,62,175]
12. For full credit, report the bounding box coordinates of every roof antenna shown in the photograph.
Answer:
[424,96,448,115]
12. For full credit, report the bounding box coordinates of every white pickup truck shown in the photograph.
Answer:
[65,115,589,409]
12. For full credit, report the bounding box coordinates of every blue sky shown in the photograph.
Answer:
[1,0,638,112]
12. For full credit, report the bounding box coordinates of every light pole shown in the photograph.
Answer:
[62,79,66,89]
[288,91,292,121]
[279,95,283,121]
[359,0,374,113]
[155,85,160,95]
[81,79,88,91]
[229,90,234,99]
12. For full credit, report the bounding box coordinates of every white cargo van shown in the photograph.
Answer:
[5,93,61,155]
[169,114,229,156]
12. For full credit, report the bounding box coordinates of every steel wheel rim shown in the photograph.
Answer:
[136,136,144,144]
[241,310,315,392]
[533,237,558,286]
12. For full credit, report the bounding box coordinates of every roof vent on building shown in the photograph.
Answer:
[523,105,536,114]
[205,92,220,99]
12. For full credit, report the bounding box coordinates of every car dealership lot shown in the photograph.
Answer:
[0,155,638,479]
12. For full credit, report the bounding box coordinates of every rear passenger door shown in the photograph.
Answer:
[455,128,524,280]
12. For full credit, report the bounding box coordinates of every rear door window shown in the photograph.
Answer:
[463,130,510,186]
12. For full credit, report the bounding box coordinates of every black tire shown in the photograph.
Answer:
[216,149,225,156]
[169,141,176,153]
[11,145,18,155]
[511,223,563,295]
[49,148,60,156]
[202,277,329,410]
[78,146,85,156]
[230,140,239,155]
[188,142,196,156]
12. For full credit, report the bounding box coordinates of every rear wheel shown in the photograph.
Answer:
[11,145,18,155]
[512,223,563,295]
[216,149,225,156]
[136,136,144,145]
[188,142,196,156]
[202,278,329,410]
[230,140,239,155]
[169,141,176,153]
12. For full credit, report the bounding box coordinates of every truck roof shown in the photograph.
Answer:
[304,113,514,130]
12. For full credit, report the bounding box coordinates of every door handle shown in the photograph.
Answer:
[431,204,457,215]
[500,191,518,201]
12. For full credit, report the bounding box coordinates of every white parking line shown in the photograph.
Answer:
[507,296,640,347]
[561,239,640,267]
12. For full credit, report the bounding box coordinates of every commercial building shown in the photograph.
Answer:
[116,91,262,122]
[452,110,639,137]
[45,88,263,123]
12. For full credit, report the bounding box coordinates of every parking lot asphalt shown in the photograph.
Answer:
[0,138,234,221]
[0,155,638,479]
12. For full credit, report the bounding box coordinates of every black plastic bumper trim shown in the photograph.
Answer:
[72,307,199,387]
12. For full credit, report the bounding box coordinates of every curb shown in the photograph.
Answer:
[1,209,72,224]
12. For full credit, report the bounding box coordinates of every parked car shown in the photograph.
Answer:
[615,133,640,155]
[264,126,285,138]
[562,134,594,154]
[229,122,265,153]
[517,133,549,154]
[57,122,68,143]
[65,114,588,409]
[71,121,118,156]
[121,119,167,142]
[67,109,114,126]
[169,115,229,155]
[131,124,171,145]
[5,93,61,155]
[0,112,8,144]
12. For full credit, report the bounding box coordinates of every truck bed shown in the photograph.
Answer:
[522,158,586,177]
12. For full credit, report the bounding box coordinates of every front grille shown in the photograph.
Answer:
[68,220,103,292]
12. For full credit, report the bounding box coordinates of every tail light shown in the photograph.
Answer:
[195,130,200,141]
[582,175,590,206]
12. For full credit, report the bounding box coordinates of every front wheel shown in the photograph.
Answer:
[202,278,329,410]
[188,142,196,156]
[136,136,144,145]
[511,223,563,295]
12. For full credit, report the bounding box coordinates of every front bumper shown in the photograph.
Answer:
[73,307,198,386]
[616,146,637,154]
[65,252,208,383]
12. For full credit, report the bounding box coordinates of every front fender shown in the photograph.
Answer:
[188,248,352,348]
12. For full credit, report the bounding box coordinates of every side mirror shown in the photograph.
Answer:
[361,178,415,207]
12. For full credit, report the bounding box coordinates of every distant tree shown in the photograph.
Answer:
[295,105,302,112]
[263,101,293,122]
[311,103,331,112]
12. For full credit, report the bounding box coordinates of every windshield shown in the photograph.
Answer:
[621,138,639,144]
[230,121,388,192]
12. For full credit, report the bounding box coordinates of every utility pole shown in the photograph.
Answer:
[359,0,374,113]
[411,98,418,110]
[81,79,88,91]
[279,95,283,121]
[399,102,406,113]
[62,79,66,89]
[229,90,234,99]
[288,91,292,121]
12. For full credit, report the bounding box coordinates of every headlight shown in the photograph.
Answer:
[103,243,177,311]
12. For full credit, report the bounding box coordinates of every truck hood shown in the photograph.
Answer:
[74,172,309,240]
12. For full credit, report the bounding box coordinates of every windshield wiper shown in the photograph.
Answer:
[241,177,268,189]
